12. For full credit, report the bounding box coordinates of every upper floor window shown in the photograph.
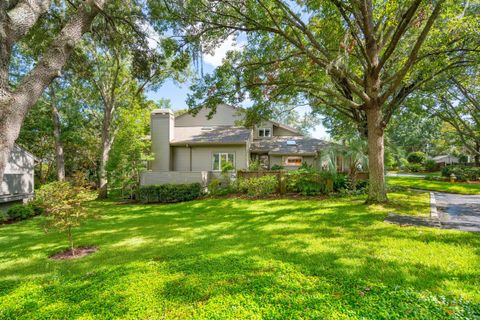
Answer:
[258,128,271,137]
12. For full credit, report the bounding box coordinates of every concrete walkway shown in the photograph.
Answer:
[385,191,480,232]
[385,173,426,177]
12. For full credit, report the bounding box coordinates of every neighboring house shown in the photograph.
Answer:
[431,155,459,166]
[141,104,346,186]
[0,145,37,209]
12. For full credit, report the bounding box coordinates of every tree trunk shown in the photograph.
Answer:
[475,142,480,167]
[0,0,106,182]
[365,105,388,203]
[98,106,113,199]
[0,96,24,183]
[50,85,65,181]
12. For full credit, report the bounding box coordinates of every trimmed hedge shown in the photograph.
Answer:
[407,152,426,164]
[4,204,44,222]
[138,183,202,204]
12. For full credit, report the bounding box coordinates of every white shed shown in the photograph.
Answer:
[431,155,459,165]
[0,145,37,206]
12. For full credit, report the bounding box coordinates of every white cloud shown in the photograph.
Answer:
[203,35,244,67]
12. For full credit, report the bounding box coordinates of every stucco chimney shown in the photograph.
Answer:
[150,109,174,171]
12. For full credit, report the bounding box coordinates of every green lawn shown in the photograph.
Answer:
[388,176,480,194]
[1,192,479,319]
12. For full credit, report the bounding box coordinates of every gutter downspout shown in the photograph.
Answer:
[187,144,192,171]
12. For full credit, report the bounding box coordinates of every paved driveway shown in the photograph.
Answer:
[434,192,480,232]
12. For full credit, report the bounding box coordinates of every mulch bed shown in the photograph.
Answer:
[49,246,98,260]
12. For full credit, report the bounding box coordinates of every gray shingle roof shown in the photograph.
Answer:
[171,127,251,145]
[250,136,332,155]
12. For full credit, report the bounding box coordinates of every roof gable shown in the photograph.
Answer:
[175,104,243,127]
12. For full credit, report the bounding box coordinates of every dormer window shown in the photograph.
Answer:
[258,128,271,137]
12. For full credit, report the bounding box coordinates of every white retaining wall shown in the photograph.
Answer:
[140,171,211,187]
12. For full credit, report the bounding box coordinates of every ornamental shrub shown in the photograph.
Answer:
[424,159,438,172]
[6,204,35,221]
[333,174,347,189]
[287,166,337,195]
[34,181,97,251]
[207,179,237,196]
[407,152,426,164]
[248,160,262,171]
[270,164,284,171]
[0,211,8,223]
[441,166,480,181]
[406,163,424,172]
[458,154,468,164]
[238,175,277,197]
[138,183,202,203]
[399,158,409,171]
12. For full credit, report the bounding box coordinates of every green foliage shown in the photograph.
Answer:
[221,161,235,174]
[384,151,397,170]
[6,204,35,221]
[270,164,284,171]
[0,211,8,223]
[138,183,202,203]
[424,175,446,182]
[107,101,156,199]
[458,154,469,164]
[388,176,480,195]
[405,163,424,173]
[34,182,96,250]
[424,72,480,158]
[385,108,445,155]
[208,179,238,196]
[248,160,262,171]
[441,166,480,182]
[333,174,348,191]
[238,176,277,197]
[208,179,222,195]
[286,166,337,196]
[424,159,438,172]
[399,158,410,170]
[407,152,427,164]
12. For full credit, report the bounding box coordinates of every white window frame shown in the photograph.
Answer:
[284,156,303,166]
[212,152,235,171]
[258,128,271,137]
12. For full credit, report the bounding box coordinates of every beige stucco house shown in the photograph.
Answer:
[141,104,345,186]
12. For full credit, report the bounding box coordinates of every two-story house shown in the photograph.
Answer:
[141,104,346,186]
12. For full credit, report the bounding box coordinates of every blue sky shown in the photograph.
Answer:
[146,36,329,139]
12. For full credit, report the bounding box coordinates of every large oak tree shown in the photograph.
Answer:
[0,0,108,182]
[165,0,479,202]
[430,73,480,164]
